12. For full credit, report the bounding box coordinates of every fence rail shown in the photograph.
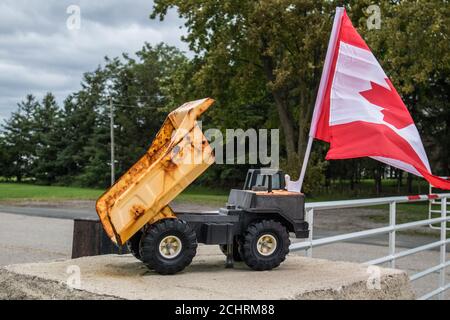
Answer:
[429,180,450,231]
[290,193,449,300]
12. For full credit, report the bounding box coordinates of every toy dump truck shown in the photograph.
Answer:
[96,98,309,274]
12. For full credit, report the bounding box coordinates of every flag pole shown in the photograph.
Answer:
[296,7,345,193]
[297,136,314,192]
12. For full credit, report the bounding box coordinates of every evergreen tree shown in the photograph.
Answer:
[67,68,107,187]
[0,135,13,180]
[1,94,39,181]
[76,104,111,187]
[54,95,86,184]
[110,43,188,176]
[32,93,62,184]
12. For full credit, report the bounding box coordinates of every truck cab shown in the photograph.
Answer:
[168,168,309,271]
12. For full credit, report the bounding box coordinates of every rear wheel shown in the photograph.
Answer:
[126,230,143,261]
[219,237,243,262]
[241,220,290,271]
[140,219,197,275]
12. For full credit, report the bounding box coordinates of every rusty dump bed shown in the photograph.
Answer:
[96,98,215,245]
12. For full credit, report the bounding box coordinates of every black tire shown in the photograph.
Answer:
[140,219,197,275]
[241,220,290,271]
[219,238,243,262]
[126,230,143,261]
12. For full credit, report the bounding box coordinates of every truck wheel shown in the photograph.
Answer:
[126,230,143,261]
[219,238,243,262]
[241,220,290,271]
[140,219,197,275]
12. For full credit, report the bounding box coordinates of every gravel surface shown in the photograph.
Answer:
[0,269,119,300]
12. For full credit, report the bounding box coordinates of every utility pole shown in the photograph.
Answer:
[110,97,115,186]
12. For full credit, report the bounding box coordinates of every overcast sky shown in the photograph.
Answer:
[0,0,188,123]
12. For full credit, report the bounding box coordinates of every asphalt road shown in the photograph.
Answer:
[0,203,446,252]
[0,212,73,266]
[0,204,96,220]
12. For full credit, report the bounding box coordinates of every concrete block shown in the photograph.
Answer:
[0,245,415,300]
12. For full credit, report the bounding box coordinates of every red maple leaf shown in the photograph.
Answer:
[359,79,414,129]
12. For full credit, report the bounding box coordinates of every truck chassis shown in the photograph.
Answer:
[127,170,309,274]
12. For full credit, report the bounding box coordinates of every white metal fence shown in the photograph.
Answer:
[429,179,450,231]
[290,193,450,300]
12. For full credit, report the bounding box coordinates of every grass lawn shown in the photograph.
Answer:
[0,181,442,206]
[175,185,229,205]
[0,183,229,205]
[311,178,431,200]
[366,202,430,223]
[0,183,103,200]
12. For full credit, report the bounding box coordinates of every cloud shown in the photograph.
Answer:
[0,0,188,123]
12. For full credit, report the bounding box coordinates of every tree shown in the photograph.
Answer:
[150,1,367,181]
[70,68,108,187]
[0,135,13,180]
[51,67,106,186]
[32,93,62,184]
[54,95,88,184]
[1,95,40,181]
[76,107,111,187]
[2,1,447,193]
[67,43,192,187]
[151,0,450,192]
[108,43,190,177]
[150,1,360,193]
[362,0,450,182]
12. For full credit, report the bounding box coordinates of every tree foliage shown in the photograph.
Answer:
[2,95,40,181]
[0,1,448,195]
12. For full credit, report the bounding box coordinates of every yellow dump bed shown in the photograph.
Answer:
[96,98,215,245]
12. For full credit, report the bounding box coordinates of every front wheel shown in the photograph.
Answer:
[241,220,290,271]
[140,219,197,275]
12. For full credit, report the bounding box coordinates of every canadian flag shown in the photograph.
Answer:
[308,8,450,190]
